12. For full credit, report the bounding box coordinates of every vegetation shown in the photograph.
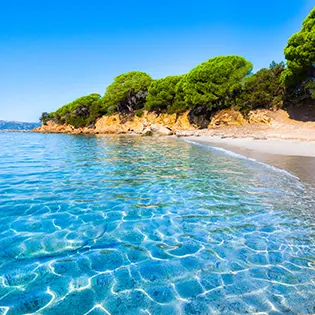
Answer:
[281,7,315,102]
[170,78,189,114]
[39,112,50,124]
[184,56,253,112]
[41,7,315,128]
[236,61,285,112]
[101,71,152,114]
[145,75,186,114]
[48,94,102,128]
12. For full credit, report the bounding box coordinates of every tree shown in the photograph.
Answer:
[101,71,152,114]
[168,77,189,114]
[53,93,102,128]
[39,112,50,124]
[182,55,252,127]
[237,61,285,112]
[146,75,187,113]
[281,7,315,100]
[183,55,253,111]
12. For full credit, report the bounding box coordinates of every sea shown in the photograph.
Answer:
[0,132,314,314]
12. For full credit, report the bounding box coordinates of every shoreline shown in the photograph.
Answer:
[185,135,315,186]
[186,135,315,157]
[4,130,315,186]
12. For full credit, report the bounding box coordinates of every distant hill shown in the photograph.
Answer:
[0,120,41,131]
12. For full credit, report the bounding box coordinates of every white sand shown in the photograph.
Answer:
[186,136,315,157]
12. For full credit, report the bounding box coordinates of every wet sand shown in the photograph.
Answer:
[186,136,315,186]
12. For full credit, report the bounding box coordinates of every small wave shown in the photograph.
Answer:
[184,139,302,184]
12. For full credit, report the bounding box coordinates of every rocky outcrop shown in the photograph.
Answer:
[95,114,125,134]
[35,121,74,133]
[34,121,97,134]
[150,124,172,135]
[145,112,177,127]
[188,105,212,129]
[209,109,247,127]
[93,111,195,135]
[35,111,195,135]
[172,111,194,132]
[248,110,273,125]
[34,109,281,136]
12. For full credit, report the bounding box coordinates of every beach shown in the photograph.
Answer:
[187,136,315,156]
[185,135,315,186]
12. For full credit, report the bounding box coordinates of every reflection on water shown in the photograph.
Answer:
[0,133,314,314]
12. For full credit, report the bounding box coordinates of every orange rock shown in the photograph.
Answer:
[150,124,173,135]
[155,113,177,127]
[95,115,124,134]
[140,111,177,128]
[123,116,144,133]
[172,111,194,132]
[248,110,272,125]
[38,111,196,135]
[209,109,246,128]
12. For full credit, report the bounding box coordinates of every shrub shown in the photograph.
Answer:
[135,109,144,117]
[236,61,285,112]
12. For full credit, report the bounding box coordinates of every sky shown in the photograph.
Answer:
[0,0,314,122]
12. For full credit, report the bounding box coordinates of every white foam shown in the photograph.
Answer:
[184,139,302,183]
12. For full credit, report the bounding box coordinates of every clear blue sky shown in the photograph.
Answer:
[0,0,314,122]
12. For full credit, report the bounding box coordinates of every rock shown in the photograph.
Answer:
[155,113,177,127]
[123,116,144,133]
[64,125,74,133]
[172,111,194,132]
[144,112,177,127]
[36,121,74,133]
[188,105,212,128]
[141,128,153,136]
[36,110,197,135]
[248,110,272,124]
[209,109,246,127]
[70,130,82,135]
[85,128,96,134]
[95,114,146,134]
[95,115,124,134]
[150,124,173,135]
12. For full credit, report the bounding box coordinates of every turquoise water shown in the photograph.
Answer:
[0,133,314,314]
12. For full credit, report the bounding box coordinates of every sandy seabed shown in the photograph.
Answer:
[185,135,315,186]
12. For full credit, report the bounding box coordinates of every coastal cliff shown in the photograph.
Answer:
[34,110,194,135]
[33,108,315,141]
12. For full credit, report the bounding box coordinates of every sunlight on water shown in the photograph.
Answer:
[0,133,314,314]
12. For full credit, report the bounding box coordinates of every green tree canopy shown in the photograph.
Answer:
[169,77,189,114]
[52,93,102,128]
[146,75,188,114]
[183,55,253,111]
[281,7,315,99]
[237,61,285,112]
[39,112,50,124]
[101,71,152,114]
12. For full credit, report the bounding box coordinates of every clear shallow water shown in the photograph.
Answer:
[0,133,314,315]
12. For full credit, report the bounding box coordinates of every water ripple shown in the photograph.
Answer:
[0,133,314,314]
